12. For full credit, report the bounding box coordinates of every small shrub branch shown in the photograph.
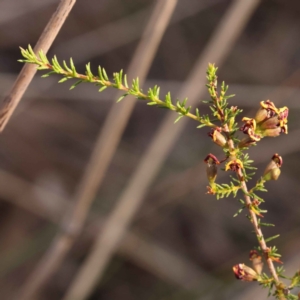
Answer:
[19,45,300,299]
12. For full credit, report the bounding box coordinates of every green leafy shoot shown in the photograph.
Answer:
[19,45,205,127]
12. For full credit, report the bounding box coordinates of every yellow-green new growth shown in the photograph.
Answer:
[19,45,217,128]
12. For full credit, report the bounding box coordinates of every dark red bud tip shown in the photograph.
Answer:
[260,100,278,112]
[205,154,220,185]
[204,153,220,164]
[272,153,283,167]
[278,107,289,120]
[208,128,227,147]
[225,159,243,172]
[263,153,282,181]
[240,117,256,134]
[249,250,261,261]
[232,264,258,281]
[249,250,263,275]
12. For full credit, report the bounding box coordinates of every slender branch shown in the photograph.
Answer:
[60,2,262,300]
[19,52,203,124]
[216,73,281,287]
[0,0,76,132]
[17,0,288,298]
[239,173,280,284]
[216,87,281,291]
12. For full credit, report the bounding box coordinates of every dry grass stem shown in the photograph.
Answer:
[0,0,76,131]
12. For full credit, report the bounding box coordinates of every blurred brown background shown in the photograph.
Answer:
[0,0,300,299]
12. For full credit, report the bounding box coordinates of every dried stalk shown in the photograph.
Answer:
[0,0,76,131]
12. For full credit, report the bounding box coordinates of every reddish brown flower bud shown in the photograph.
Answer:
[240,117,256,134]
[248,127,262,141]
[264,166,281,181]
[278,106,289,134]
[238,136,259,148]
[208,127,227,147]
[225,159,243,172]
[259,116,280,130]
[278,106,289,122]
[263,154,282,181]
[204,154,220,185]
[233,264,259,281]
[249,250,263,274]
[255,100,278,123]
[256,102,288,137]
[240,118,262,142]
[249,250,261,260]
[272,153,283,166]
[206,186,215,195]
[262,126,283,137]
[243,101,289,139]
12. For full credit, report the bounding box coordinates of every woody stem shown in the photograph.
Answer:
[237,169,280,285]
[224,124,280,285]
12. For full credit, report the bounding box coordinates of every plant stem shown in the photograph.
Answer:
[224,123,280,286]
[239,173,280,284]
[0,0,76,132]
[32,61,203,124]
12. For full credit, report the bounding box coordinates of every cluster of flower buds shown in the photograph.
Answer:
[263,153,283,181]
[239,100,288,147]
[208,127,227,147]
[233,250,263,282]
[233,263,260,282]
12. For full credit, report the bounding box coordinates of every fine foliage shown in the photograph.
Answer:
[19,45,300,299]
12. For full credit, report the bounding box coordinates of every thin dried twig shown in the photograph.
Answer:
[0,0,76,131]
[16,1,177,299]
[63,1,261,300]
